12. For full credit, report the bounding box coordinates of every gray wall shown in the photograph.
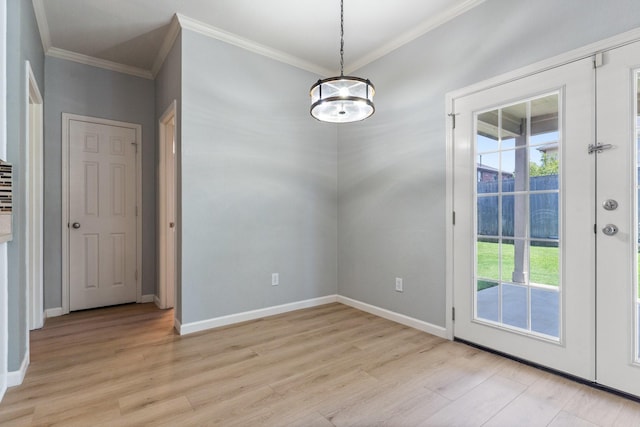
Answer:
[155,31,182,320]
[6,0,44,371]
[180,29,337,324]
[43,57,156,309]
[338,0,640,327]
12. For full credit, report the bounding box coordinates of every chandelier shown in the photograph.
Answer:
[309,0,375,123]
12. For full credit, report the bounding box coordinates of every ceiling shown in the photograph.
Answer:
[32,0,485,79]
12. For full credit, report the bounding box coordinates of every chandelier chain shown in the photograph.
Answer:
[340,0,344,76]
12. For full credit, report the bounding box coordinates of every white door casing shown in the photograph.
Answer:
[62,114,142,313]
[0,0,7,403]
[451,57,596,380]
[158,101,176,310]
[26,60,43,330]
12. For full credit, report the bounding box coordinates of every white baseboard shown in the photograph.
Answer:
[45,307,63,318]
[7,352,29,387]
[337,295,448,339]
[174,316,181,333]
[140,294,155,303]
[154,295,162,309]
[178,295,338,335]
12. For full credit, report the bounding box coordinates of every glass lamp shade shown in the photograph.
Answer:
[310,76,375,123]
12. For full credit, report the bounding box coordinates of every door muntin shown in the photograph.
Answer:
[474,91,562,342]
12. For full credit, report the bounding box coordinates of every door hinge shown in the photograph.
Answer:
[588,143,612,154]
[135,270,138,281]
[452,307,455,321]
[594,223,597,234]
[448,113,457,129]
[452,211,456,225]
[135,206,139,216]
[594,52,604,68]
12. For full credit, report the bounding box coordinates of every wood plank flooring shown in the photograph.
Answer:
[1,302,640,426]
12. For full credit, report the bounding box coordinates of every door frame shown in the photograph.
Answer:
[157,100,177,309]
[25,61,43,330]
[0,0,6,402]
[445,26,640,339]
[61,113,143,314]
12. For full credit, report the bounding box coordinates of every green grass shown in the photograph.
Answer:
[477,241,559,286]
[477,241,640,298]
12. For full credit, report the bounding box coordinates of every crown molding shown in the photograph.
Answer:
[46,47,154,80]
[32,0,51,51]
[345,0,487,74]
[31,1,486,81]
[151,14,181,78]
[176,13,333,77]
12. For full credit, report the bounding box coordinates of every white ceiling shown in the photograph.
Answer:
[32,0,485,79]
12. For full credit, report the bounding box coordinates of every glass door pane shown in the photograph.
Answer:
[475,93,561,340]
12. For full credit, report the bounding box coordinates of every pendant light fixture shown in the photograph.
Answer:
[310,0,375,123]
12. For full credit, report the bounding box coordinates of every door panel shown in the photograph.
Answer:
[453,57,596,379]
[454,40,640,397]
[595,42,640,396]
[69,120,137,311]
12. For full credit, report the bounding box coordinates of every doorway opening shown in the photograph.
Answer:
[158,101,177,310]
[447,36,640,398]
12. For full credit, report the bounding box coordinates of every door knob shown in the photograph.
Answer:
[602,224,618,236]
[72,222,81,229]
[169,222,175,228]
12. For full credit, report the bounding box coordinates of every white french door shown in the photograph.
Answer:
[453,57,596,380]
[594,42,640,396]
[453,40,640,396]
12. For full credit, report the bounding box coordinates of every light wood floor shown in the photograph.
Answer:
[1,303,640,426]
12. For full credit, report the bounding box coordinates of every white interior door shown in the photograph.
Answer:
[452,57,596,379]
[158,112,176,309]
[595,41,640,396]
[68,119,137,311]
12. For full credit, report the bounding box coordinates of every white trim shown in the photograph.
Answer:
[337,296,448,339]
[154,295,162,309]
[30,0,485,80]
[31,0,51,52]
[177,295,448,338]
[25,61,44,331]
[140,294,155,304]
[176,14,333,77]
[445,96,455,341]
[0,0,6,403]
[151,14,181,78]
[46,47,153,80]
[45,307,63,318]
[178,295,339,335]
[448,26,640,101]
[61,114,143,314]
[345,0,486,74]
[174,316,181,333]
[7,352,29,387]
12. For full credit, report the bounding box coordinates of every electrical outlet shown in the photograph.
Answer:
[272,273,279,286]
[395,277,403,292]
